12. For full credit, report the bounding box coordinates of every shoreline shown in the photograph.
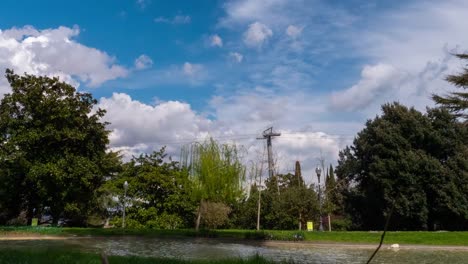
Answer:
[1,234,467,251]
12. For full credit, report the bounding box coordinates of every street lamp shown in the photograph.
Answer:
[315,166,324,231]
[123,181,128,228]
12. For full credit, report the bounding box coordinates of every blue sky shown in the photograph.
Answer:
[0,0,467,182]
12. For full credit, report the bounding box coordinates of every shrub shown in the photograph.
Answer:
[200,202,231,229]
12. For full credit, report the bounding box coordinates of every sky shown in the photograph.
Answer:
[0,0,467,183]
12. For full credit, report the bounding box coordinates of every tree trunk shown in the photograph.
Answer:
[257,190,261,231]
[328,214,331,231]
[299,212,302,230]
[195,200,203,231]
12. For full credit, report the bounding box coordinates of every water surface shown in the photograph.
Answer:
[0,237,466,264]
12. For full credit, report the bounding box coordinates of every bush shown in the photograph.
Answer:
[331,217,352,231]
[146,213,183,229]
[6,211,28,226]
[200,202,231,229]
[110,217,144,229]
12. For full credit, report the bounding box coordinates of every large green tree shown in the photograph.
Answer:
[0,70,117,225]
[106,148,196,229]
[336,103,468,230]
[433,53,468,121]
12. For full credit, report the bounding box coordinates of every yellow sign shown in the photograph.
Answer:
[31,218,38,227]
[307,221,313,231]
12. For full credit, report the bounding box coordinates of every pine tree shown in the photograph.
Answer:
[433,53,468,121]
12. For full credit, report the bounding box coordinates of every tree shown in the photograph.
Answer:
[433,53,468,121]
[105,148,196,229]
[323,164,338,230]
[258,170,319,230]
[0,70,117,225]
[336,103,468,230]
[180,138,246,230]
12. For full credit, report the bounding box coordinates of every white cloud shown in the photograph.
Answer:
[206,90,355,182]
[182,62,203,76]
[243,22,273,48]
[220,0,292,27]
[154,15,191,25]
[99,91,350,184]
[331,0,468,113]
[99,93,213,156]
[286,25,302,38]
[330,64,404,111]
[136,0,150,9]
[229,52,243,63]
[134,54,153,70]
[0,25,127,96]
[210,34,223,47]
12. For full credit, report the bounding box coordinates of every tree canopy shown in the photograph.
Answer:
[336,103,468,230]
[0,70,118,225]
[180,138,246,230]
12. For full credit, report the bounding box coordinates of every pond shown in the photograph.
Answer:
[1,237,467,264]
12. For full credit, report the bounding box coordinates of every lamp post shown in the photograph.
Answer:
[123,181,128,228]
[315,166,323,231]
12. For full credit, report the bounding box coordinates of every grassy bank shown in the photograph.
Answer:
[1,227,467,246]
[0,248,279,264]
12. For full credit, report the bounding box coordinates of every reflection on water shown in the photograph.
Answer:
[0,237,467,264]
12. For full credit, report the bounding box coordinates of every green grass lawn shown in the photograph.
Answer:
[0,248,279,264]
[1,226,467,246]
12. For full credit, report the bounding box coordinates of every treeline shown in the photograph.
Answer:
[0,53,466,230]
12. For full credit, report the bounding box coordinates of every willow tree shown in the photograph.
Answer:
[180,138,246,230]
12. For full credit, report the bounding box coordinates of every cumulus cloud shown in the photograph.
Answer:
[98,93,213,155]
[210,34,223,47]
[229,52,243,63]
[330,64,404,111]
[154,15,191,24]
[286,25,302,38]
[243,22,273,48]
[0,25,127,95]
[97,90,352,183]
[134,54,153,70]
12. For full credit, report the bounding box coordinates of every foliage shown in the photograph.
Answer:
[336,103,468,230]
[433,53,468,121]
[105,148,196,229]
[323,164,338,215]
[230,165,319,230]
[180,138,246,230]
[0,70,118,226]
[200,201,231,229]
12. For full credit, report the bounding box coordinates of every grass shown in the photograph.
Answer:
[1,226,467,246]
[0,248,278,264]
